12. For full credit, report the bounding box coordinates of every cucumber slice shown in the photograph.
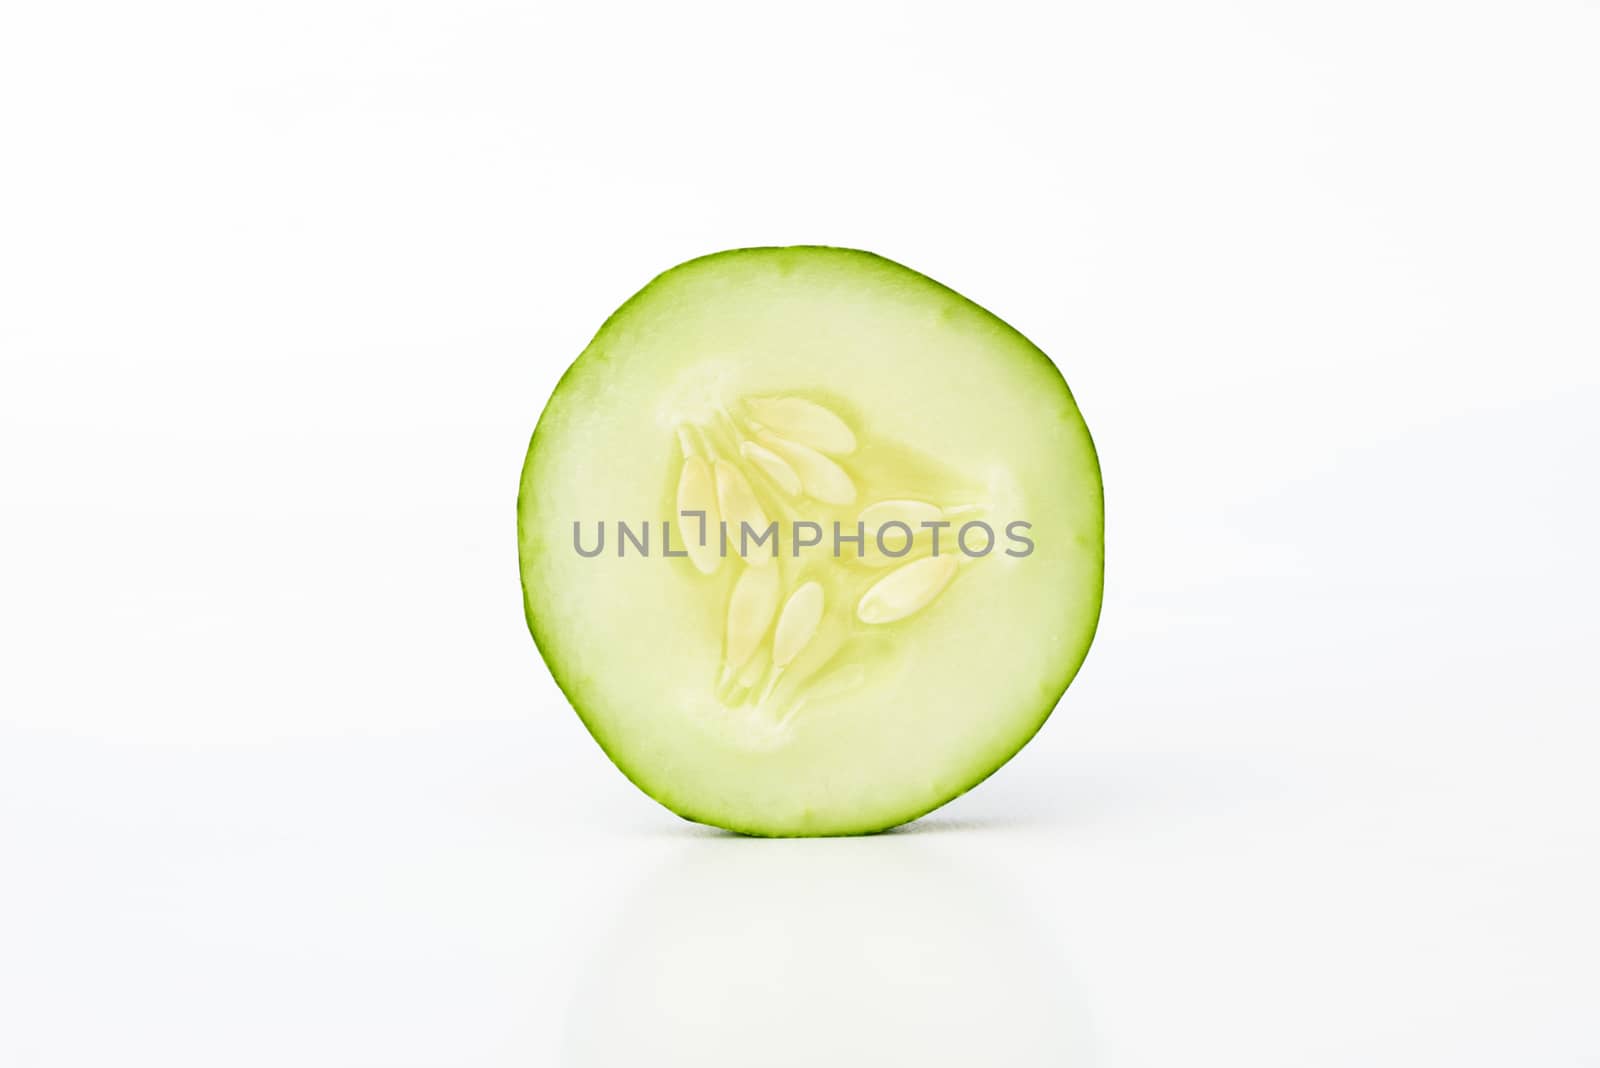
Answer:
[518,247,1102,836]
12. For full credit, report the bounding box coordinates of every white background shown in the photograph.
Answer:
[2,1,1597,1065]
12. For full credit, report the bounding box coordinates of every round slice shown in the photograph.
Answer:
[518,246,1102,836]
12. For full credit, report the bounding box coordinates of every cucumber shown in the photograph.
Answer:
[518,247,1102,836]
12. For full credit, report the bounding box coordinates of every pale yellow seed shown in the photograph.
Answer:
[856,554,958,624]
[808,662,866,702]
[736,646,771,691]
[724,565,781,676]
[756,432,856,506]
[858,499,944,530]
[772,581,825,668]
[675,455,720,575]
[746,396,857,455]
[739,440,802,497]
[786,662,867,719]
[856,547,924,569]
[848,499,940,567]
[713,458,773,567]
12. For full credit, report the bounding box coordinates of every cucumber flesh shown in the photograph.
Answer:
[518,247,1103,836]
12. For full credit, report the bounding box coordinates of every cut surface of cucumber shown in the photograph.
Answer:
[519,247,1102,836]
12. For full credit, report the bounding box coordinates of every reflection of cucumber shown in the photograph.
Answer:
[518,247,1103,836]
[562,843,1085,1066]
